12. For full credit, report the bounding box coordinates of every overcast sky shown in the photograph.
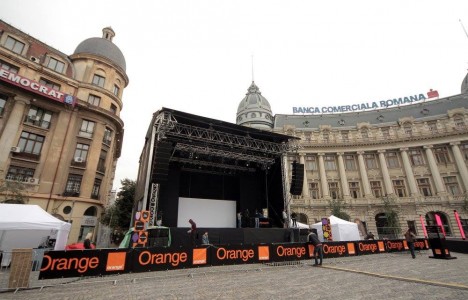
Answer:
[2,0,468,192]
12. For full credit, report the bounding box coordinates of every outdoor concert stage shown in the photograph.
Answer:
[134,108,300,230]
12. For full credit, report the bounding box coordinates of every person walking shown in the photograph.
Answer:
[291,212,297,228]
[405,228,417,259]
[308,230,323,266]
[188,219,197,246]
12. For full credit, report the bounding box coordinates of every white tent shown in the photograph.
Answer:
[311,215,361,242]
[0,204,71,265]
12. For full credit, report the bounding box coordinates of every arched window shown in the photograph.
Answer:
[84,206,97,216]
[425,211,452,236]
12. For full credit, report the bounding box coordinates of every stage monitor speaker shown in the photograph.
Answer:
[152,141,173,183]
[290,161,304,195]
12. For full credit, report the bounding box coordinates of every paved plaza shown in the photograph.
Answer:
[1,250,468,300]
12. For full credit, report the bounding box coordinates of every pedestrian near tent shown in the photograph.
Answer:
[405,228,417,259]
[291,212,297,228]
[308,230,323,266]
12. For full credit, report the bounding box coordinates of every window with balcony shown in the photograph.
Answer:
[87,94,101,106]
[78,120,95,138]
[91,178,101,200]
[329,182,340,199]
[73,143,89,162]
[349,182,361,198]
[434,146,451,164]
[0,94,7,116]
[370,181,382,198]
[39,78,60,91]
[17,131,45,155]
[92,74,105,87]
[6,165,35,182]
[444,176,461,196]
[97,149,107,173]
[417,178,432,196]
[344,154,356,170]
[0,59,19,73]
[113,85,120,96]
[4,36,25,54]
[103,128,113,145]
[305,155,317,171]
[393,179,407,197]
[364,153,378,169]
[24,106,52,129]
[324,155,337,170]
[47,57,65,73]
[308,182,319,199]
[64,174,82,196]
[409,149,424,166]
[386,152,400,168]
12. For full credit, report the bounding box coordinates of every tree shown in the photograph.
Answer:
[382,195,401,237]
[101,179,135,230]
[0,177,29,204]
[328,198,350,221]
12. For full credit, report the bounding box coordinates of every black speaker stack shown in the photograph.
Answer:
[289,161,304,195]
[151,141,173,183]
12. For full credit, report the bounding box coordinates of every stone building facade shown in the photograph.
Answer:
[237,78,468,239]
[0,20,128,243]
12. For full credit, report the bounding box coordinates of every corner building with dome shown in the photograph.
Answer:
[0,20,128,243]
[236,76,468,239]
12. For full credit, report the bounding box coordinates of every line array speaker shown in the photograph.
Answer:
[152,141,173,183]
[289,161,304,195]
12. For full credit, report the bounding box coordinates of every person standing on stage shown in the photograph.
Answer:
[237,211,242,228]
[254,209,261,228]
[188,219,197,246]
[405,227,417,259]
[308,230,323,266]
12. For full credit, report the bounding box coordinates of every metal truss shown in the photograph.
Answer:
[153,111,300,155]
[148,183,159,226]
[173,157,254,172]
[175,143,276,166]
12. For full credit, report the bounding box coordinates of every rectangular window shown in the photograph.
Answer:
[344,154,356,170]
[113,85,120,96]
[404,125,413,136]
[349,182,361,199]
[305,155,317,171]
[361,129,369,140]
[6,165,35,182]
[393,179,407,197]
[444,176,460,196]
[25,106,52,129]
[18,131,45,155]
[386,152,400,168]
[364,153,378,169]
[110,104,117,114]
[103,128,113,145]
[65,174,82,196]
[370,181,382,198]
[308,182,319,199]
[0,59,19,73]
[341,131,349,142]
[5,36,25,54]
[91,178,102,200]
[409,149,424,166]
[417,178,432,196]
[79,119,95,138]
[74,143,89,161]
[322,131,330,143]
[39,78,61,91]
[88,94,101,106]
[92,74,105,87]
[97,149,107,173]
[0,94,7,116]
[434,146,451,164]
[329,182,340,199]
[324,155,337,170]
[47,57,65,73]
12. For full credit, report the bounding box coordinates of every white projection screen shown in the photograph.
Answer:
[177,197,236,228]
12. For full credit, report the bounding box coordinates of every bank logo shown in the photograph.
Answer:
[106,252,126,271]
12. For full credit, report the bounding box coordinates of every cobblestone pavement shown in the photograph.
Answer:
[1,250,468,300]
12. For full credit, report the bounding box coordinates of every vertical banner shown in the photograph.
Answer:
[322,218,333,241]
[454,210,466,240]
[133,210,150,247]
[420,215,428,238]
[434,214,446,237]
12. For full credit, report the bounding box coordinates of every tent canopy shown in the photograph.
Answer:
[0,204,71,252]
[311,215,361,242]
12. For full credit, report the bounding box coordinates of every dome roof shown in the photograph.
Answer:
[236,82,274,130]
[73,27,126,72]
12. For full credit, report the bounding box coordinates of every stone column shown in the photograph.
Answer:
[0,96,29,173]
[424,145,446,194]
[357,151,372,197]
[337,152,350,199]
[450,142,468,192]
[399,148,419,196]
[299,154,310,199]
[318,153,329,199]
[378,150,394,195]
